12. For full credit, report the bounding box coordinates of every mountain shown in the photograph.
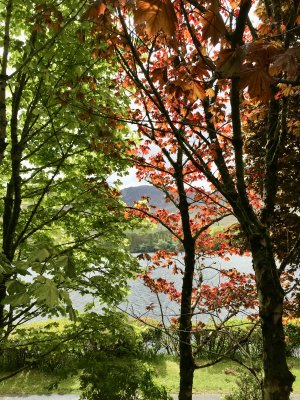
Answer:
[121,185,236,226]
[121,185,175,210]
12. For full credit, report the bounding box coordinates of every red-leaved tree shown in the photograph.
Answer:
[82,0,300,399]
[126,141,258,399]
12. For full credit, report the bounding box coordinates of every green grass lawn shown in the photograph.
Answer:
[0,370,79,394]
[1,358,300,394]
[155,359,237,393]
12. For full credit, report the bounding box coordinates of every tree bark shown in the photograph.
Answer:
[0,0,13,160]
[175,152,196,400]
[178,248,195,400]
[249,233,295,400]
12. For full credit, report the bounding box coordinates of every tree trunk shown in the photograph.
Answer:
[175,152,196,400]
[250,234,295,400]
[178,249,195,400]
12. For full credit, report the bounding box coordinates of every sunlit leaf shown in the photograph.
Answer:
[134,0,177,36]
[34,279,60,307]
[200,10,226,46]
[151,66,168,85]
[183,81,206,101]
[82,0,106,20]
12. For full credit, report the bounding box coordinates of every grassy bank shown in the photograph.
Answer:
[1,358,300,394]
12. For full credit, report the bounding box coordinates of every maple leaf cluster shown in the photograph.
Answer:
[31,3,64,32]
[195,269,258,314]
[140,256,258,317]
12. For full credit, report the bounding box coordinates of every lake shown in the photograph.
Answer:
[70,254,254,321]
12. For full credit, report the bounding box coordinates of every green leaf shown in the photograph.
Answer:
[34,279,60,307]
[14,260,31,276]
[3,292,31,306]
[55,255,68,269]
[0,253,13,275]
[30,248,50,263]
[6,280,26,295]
[66,254,76,278]
[31,262,44,274]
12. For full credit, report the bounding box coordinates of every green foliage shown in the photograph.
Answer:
[193,319,300,362]
[0,312,166,372]
[138,324,164,356]
[0,312,170,399]
[127,228,179,253]
[80,358,171,400]
[224,371,263,400]
[0,0,137,334]
[1,312,138,372]
[285,322,300,357]
[190,321,262,364]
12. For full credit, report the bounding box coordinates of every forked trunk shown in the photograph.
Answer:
[250,234,295,400]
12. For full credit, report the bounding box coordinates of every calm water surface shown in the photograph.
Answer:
[70,254,253,320]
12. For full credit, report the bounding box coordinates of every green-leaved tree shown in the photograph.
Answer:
[0,0,136,338]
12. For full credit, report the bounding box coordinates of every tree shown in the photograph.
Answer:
[0,0,135,339]
[85,0,300,399]
[126,141,258,400]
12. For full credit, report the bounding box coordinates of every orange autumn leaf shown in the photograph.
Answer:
[152,66,168,85]
[229,0,238,9]
[216,47,243,77]
[32,23,43,32]
[99,2,106,14]
[269,48,300,81]
[183,81,206,101]
[48,22,61,32]
[240,65,274,103]
[82,0,106,20]
[134,0,178,36]
[190,61,212,78]
[205,88,215,98]
[277,83,296,97]
[200,10,226,46]
[244,40,282,67]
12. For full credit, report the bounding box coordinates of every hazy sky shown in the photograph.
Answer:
[108,167,147,189]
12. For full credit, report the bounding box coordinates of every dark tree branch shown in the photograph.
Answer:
[229,0,252,46]
[230,77,258,227]
[0,0,13,160]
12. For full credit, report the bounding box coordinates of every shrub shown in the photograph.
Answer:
[191,322,263,362]
[224,370,263,400]
[284,321,300,357]
[80,357,171,400]
[0,311,171,400]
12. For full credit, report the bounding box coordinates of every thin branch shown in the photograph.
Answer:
[126,206,183,242]
[193,213,231,240]
[8,0,89,79]
[279,234,300,274]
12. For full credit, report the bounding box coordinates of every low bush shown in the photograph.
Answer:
[80,357,171,400]
[284,320,300,357]
[224,370,263,400]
